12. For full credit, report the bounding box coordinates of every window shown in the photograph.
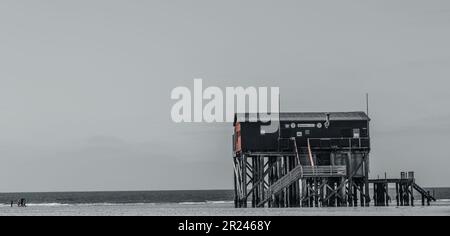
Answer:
[353,129,360,138]
[361,128,368,137]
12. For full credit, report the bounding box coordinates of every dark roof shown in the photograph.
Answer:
[235,112,369,123]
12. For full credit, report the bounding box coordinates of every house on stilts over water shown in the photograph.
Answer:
[232,111,435,208]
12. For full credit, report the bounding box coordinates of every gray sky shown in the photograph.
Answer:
[1,0,449,192]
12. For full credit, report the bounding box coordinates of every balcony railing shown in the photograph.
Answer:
[307,137,370,149]
[302,165,347,177]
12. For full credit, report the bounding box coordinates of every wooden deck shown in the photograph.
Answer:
[368,176,436,206]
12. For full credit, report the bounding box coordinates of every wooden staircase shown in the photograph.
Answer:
[413,183,436,202]
[257,139,347,207]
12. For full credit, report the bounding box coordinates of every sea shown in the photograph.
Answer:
[0,188,449,216]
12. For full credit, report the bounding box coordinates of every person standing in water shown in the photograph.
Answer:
[10,201,13,207]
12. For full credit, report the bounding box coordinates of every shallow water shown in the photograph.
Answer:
[1,201,449,216]
[1,189,449,216]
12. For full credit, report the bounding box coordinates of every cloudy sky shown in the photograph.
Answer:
[1,0,449,192]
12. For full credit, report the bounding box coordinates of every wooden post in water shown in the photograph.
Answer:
[364,154,370,207]
[348,152,353,207]
[234,156,239,208]
[395,183,400,206]
[384,182,388,206]
[353,183,358,207]
[360,182,365,207]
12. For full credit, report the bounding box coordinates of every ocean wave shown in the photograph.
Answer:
[72,202,152,206]
[178,200,233,205]
[27,203,70,207]
[0,203,70,207]
[206,201,234,204]
[436,199,450,202]
[178,201,207,205]
[0,202,154,207]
